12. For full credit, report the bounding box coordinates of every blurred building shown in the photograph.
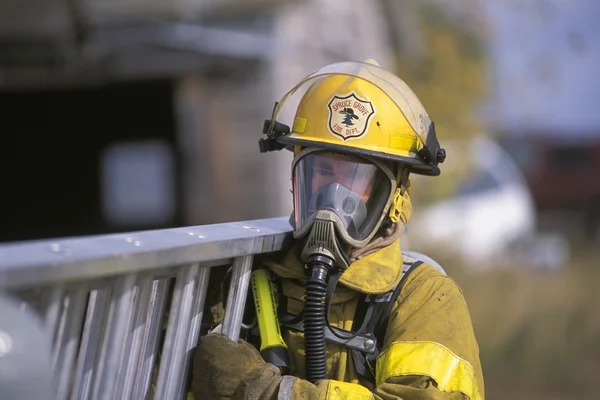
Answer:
[0,0,393,241]
[482,0,600,238]
[484,0,600,133]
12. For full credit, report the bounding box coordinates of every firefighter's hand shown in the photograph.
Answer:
[192,333,282,400]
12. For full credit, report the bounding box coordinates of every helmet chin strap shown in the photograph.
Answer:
[387,167,410,225]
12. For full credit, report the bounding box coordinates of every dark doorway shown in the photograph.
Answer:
[0,79,183,242]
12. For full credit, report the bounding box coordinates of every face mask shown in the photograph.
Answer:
[291,149,397,269]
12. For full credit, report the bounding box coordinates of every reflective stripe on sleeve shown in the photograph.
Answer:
[376,341,482,400]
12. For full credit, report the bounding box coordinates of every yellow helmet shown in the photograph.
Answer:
[260,60,446,176]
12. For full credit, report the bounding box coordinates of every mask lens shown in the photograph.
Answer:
[293,151,392,241]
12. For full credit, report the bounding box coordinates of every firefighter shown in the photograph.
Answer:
[192,60,485,400]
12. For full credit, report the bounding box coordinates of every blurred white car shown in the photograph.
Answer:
[405,137,537,267]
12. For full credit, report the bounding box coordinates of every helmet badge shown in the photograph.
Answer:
[326,92,376,141]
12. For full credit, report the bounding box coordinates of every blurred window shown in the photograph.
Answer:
[549,147,592,167]
[101,141,175,227]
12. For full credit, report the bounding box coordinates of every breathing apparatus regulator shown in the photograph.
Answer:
[258,60,446,382]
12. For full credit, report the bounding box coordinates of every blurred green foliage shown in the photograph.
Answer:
[391,2,489,204]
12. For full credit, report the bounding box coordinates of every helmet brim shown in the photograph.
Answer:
[277,135,441,176]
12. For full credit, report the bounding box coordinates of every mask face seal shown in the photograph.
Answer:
[292,149,396,263]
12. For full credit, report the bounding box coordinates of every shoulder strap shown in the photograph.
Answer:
[372,251,447,350]
[350,254,425,383]
[372,259,423,348]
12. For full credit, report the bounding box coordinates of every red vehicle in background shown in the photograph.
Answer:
[500,133,600,239]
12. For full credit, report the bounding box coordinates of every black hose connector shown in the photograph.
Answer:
[303,254,334,383]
